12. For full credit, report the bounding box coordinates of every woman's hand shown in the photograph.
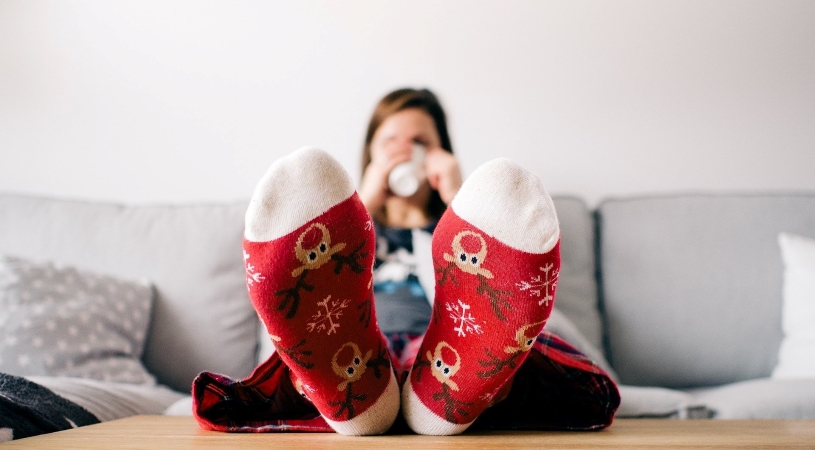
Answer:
[358,145,411,214]
[424,146,462,205]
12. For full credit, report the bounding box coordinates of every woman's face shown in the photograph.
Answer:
[369,108,441,165]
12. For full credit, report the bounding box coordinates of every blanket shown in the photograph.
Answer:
[193,331,620,433]
[0,373,99,442]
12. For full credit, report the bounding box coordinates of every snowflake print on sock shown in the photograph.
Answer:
[446,300,484,338]
[244,250,266,291]
[307,295,351,335]
[516,263,559,307]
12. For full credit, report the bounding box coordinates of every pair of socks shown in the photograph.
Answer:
[244,147,560,435]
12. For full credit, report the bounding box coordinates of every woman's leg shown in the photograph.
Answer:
[240,147,399,435]
[402,158,561,435]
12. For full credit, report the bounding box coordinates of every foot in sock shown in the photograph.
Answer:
[402,158,561,435]
[243,147,399,435]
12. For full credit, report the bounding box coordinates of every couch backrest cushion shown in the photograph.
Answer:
[551,196,604,353]
[598,194,815,388]
[0,193,606,393]
[0,194,258,392]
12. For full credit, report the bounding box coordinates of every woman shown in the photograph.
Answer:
[359,88,462,227]
[191,88,619,436]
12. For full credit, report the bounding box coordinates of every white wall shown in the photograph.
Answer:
[1,0,813,207]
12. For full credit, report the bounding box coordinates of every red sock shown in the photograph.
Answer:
[244,147,399,435]
[402,158,561,435]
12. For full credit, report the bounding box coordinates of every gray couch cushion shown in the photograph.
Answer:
[551,196,604,353]
[689,378,815,419]
[598,194,815,388]
[616,385,711,419]
[0,194,257,392]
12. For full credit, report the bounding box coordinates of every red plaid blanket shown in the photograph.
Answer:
[192,330,619,433]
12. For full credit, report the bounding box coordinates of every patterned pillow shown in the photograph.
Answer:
[0,255,156,384]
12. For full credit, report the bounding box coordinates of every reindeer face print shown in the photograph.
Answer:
[436,230,513,321]
[477,321,545,379]
[292,223,346,277]
[505,321,545,354]
[332,342,372,391]
[443,231,493,279]
[426,341,462,391]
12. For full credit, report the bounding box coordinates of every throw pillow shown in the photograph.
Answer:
[772,233,815,379]
[0,255,156,384]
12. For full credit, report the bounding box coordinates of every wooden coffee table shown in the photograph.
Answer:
[5,416,815,449]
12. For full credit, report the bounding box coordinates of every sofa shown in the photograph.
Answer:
[1,189,814,439]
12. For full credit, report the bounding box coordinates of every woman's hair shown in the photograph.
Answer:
[361,88,453,219]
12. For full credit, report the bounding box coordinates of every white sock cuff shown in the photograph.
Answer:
[324,370,400,435]
[245,147,356,242]
[451,158,560,254]
[401,377,473,435]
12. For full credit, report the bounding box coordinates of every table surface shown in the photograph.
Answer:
[5,416,815,449]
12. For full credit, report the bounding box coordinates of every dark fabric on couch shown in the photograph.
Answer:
[0,373,99,442]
